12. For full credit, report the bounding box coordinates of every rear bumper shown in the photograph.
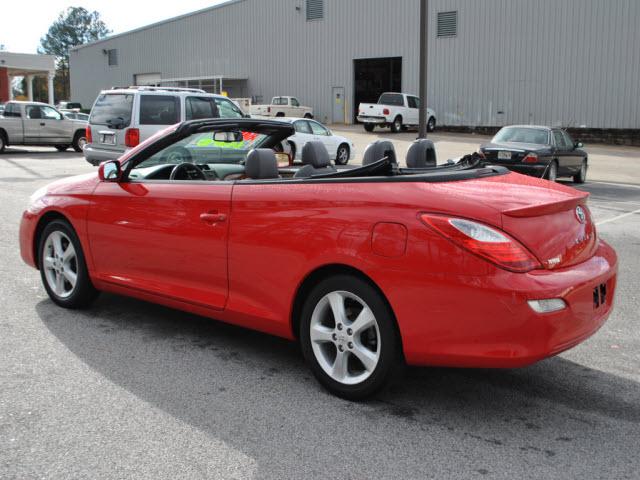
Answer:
[398,240,618,368]
[489,163,547,177]
[84,144,126,166]
[357,116,387,124]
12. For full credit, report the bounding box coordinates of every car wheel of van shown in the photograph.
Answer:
[304,113,313,119]
[390,116,402,133]
[364,124,375,133]
[300,274,402,400]
[38,220,99,309]
[55,145,69,152]
[546,161,558,182]
[427,116,436,132]
[72,132,87,152]
[573,159,587,184]
[335,144,350,165]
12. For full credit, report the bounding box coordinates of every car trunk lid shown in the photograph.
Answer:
[421,173,597,270]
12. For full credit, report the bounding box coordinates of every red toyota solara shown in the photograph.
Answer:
[20,118,617,399]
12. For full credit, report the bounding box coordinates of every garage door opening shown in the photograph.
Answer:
[353,57,402,123]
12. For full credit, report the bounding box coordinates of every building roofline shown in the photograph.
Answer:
[70,0,246,52]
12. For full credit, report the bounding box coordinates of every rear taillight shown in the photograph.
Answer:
[522,152,538,163]
[383,108,390,115]
[419,214,542,272]
[125,128,140,148]
[86,126,92,144]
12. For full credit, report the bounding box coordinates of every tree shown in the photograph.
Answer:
[39,7,110,101]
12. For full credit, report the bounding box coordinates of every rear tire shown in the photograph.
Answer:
[72,131,87,152]
[364,124,375,133]
[55,145,69,152]
[299,274,403,400]
[38,219,99,309]
[390,116,402,133]
[573,159,587,184]
[545,161,558,182]
[304,113,313,119]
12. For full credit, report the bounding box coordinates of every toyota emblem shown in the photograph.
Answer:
[575,206,586,224]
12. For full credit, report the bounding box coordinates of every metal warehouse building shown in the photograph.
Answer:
[70,0,639,133]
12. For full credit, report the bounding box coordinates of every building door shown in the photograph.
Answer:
[332,87,345,123]
[353,57,402,123]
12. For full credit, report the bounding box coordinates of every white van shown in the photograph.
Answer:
[84,86,247,165]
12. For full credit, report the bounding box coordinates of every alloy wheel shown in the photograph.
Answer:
[43,231,78,298]
[337,146,349,164]
[309,290,381,385]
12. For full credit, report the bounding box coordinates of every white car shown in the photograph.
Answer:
[277,117,355,165]
[358,92,436,133]
[250,96,313,119]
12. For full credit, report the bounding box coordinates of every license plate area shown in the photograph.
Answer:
[593,283,607,308]
[100,133,116,145]
[497,151,512,160]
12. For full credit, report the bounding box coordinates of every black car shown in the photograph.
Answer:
[479,125,587,183]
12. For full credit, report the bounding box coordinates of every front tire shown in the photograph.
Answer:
[390,116,402,133]
[427,116,436,132]
[300,274,402,400]
[573,159,587,184]
[363,123,375,133]
[38,219,99,309]
[335,144,350,165]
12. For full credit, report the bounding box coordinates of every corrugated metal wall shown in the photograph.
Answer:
[70,0,640,129]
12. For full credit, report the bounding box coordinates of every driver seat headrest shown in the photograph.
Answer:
[301,141,331,168]
[362,140,398,165]
[245,149,280,179]
[406,139,437,168]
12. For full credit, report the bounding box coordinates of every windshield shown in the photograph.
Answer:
[132,130,269,171]
[492,127,549,145]
[90,93,134,127]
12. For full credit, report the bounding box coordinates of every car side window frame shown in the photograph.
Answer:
[294,120,312,134]
[309,120,329,136]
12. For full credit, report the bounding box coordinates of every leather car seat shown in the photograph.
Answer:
[294,141,337,178]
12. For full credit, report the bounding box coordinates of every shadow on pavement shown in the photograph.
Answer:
[36,293,640,477]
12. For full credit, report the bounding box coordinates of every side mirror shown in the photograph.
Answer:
[575,141,583,149]
[98,160,121,181]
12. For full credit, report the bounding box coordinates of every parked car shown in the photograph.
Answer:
[0,101,88,153]
[250,96,313,118]
[276,117,354,165]
[479,125,588,183]
[84,86,248,165]
[0,104,5,115]
[56,101,83,111]
[61,110,90,122]
[20,117,617,399]
[358,92,436,133]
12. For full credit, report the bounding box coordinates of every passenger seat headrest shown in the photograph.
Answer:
[406,139,437,168]
[301,141,331,168]
[245,149,279,179]
[362,140,398,165]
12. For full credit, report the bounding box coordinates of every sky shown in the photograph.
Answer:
[0,0,229,54]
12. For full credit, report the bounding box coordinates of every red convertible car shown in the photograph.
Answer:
[20,119,617,399]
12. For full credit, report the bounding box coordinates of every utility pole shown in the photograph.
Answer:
[418,0,429,138]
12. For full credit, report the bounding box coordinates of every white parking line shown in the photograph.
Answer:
[596,207,640,226]
[591,181,640,189]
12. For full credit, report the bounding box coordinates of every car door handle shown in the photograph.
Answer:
[40,122,46,126]
[200,212,227,224]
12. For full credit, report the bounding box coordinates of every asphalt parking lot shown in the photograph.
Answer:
[1,137,639,479]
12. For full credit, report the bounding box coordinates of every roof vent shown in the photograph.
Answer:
[306,0,324,21]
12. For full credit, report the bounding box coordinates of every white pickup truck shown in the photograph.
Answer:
[250,96,313,118]
[0,101,88,153]
[357,92,436,133]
